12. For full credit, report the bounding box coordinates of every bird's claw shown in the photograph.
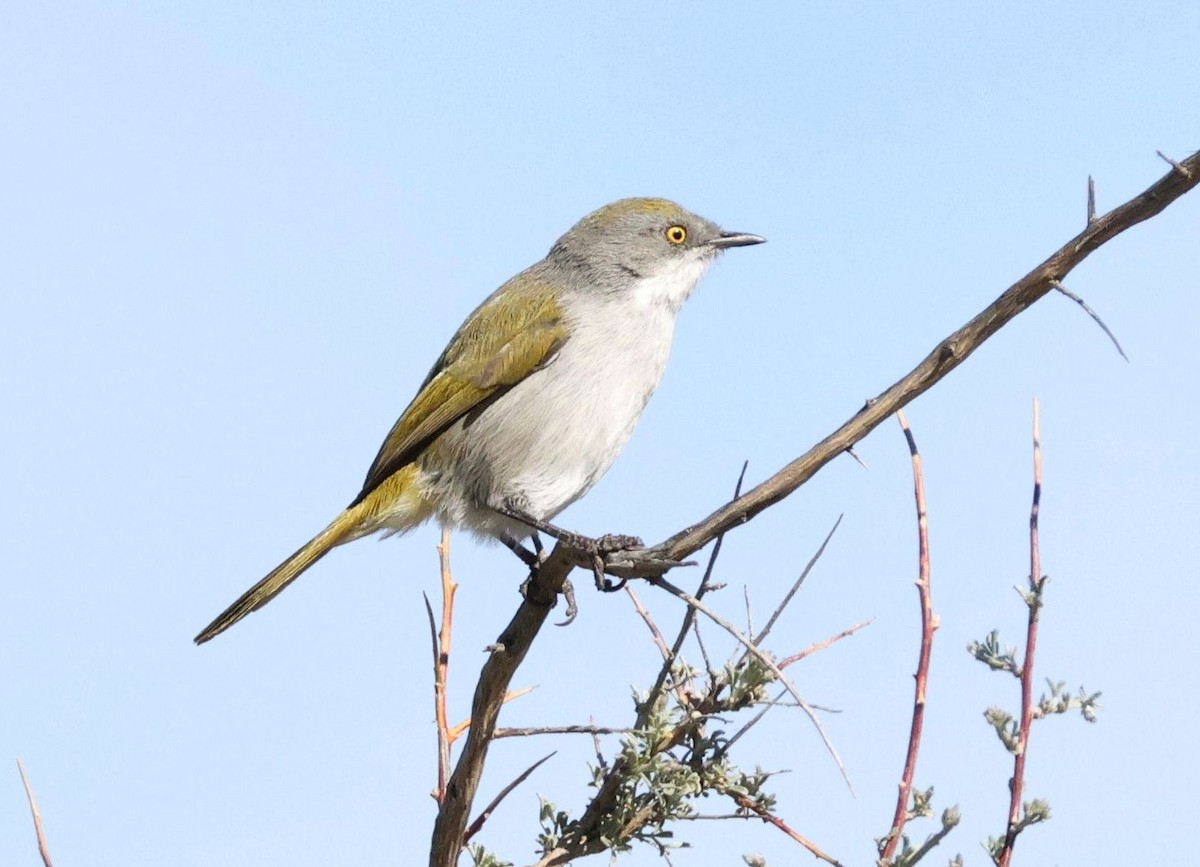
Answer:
[583,533,642,592]
[555,577,579,626]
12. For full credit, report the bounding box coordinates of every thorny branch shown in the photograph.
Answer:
[603,149,1200,576]
[878,412,939,865]
[996,400,1047,867]
[429,150,1200,866]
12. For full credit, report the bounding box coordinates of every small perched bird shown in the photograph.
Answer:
[195,197,764,644]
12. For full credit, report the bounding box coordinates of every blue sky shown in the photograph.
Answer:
[3,2,1198,864]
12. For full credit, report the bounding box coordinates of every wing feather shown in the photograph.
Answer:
[351,276,566,505]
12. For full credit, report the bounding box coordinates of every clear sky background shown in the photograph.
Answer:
[3,3,1198,865]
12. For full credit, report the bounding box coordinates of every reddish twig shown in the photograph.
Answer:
[879,411,938,863]
[426,529,458,803]
[464,751,556,843]
[729,792,844,867]
[997,400,1046,867]
[16,759,54,867]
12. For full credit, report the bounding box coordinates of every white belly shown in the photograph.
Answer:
[419,288,688,541]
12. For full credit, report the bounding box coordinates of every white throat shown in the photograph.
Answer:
[630,254,713,314]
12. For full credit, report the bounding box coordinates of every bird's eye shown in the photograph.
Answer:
[665,225,687,245]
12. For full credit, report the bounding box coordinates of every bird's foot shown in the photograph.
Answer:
[498,504,689,609]
[556,577,578,626]
[583,533,642,592]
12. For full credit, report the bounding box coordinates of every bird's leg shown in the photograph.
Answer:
[500,533,541,569]
[497,502,641,593]
[526,533,584,621]
[502,529,579,625]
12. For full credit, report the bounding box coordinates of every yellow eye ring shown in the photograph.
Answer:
[665,225,687,245]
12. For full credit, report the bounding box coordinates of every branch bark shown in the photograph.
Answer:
[428,150,1200,866]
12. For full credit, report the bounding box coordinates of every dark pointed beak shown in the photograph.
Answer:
[709,231,767,249]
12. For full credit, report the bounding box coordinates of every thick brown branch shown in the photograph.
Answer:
[618,150,1200,570]
[428,545,576,867]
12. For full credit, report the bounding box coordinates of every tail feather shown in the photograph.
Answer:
[194,510,361,644]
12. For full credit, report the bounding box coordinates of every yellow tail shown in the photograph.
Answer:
[194,509,362,644]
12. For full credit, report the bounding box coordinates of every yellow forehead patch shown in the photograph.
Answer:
[591,197,680,224]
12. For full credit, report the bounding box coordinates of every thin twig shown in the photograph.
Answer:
[997,399,1047,867]
[1087,175,1097,224]
[1050,280,1128,361]
[715,686,859,758]
[16,759,54,867]
[447,686,535,740]
[778,618,874,669]
[590,717,609,772]
[1157,149,1193,179]
[879,411,938,864]
[715,686,787,759]
[625,585,673,664]
[692,617,715,677]
[493,725,635,739]
[906,812,961,867]
[648,574,852,792]
[752,515,844,648]
[423,594,444,801]
[463,751,556,842]
[639,463,748,728]
[728,791,844,867]
[427,530,457,803]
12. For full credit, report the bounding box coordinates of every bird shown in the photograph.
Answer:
[195,197,764,644]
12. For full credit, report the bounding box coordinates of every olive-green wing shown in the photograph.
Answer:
[351,277,567,505]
